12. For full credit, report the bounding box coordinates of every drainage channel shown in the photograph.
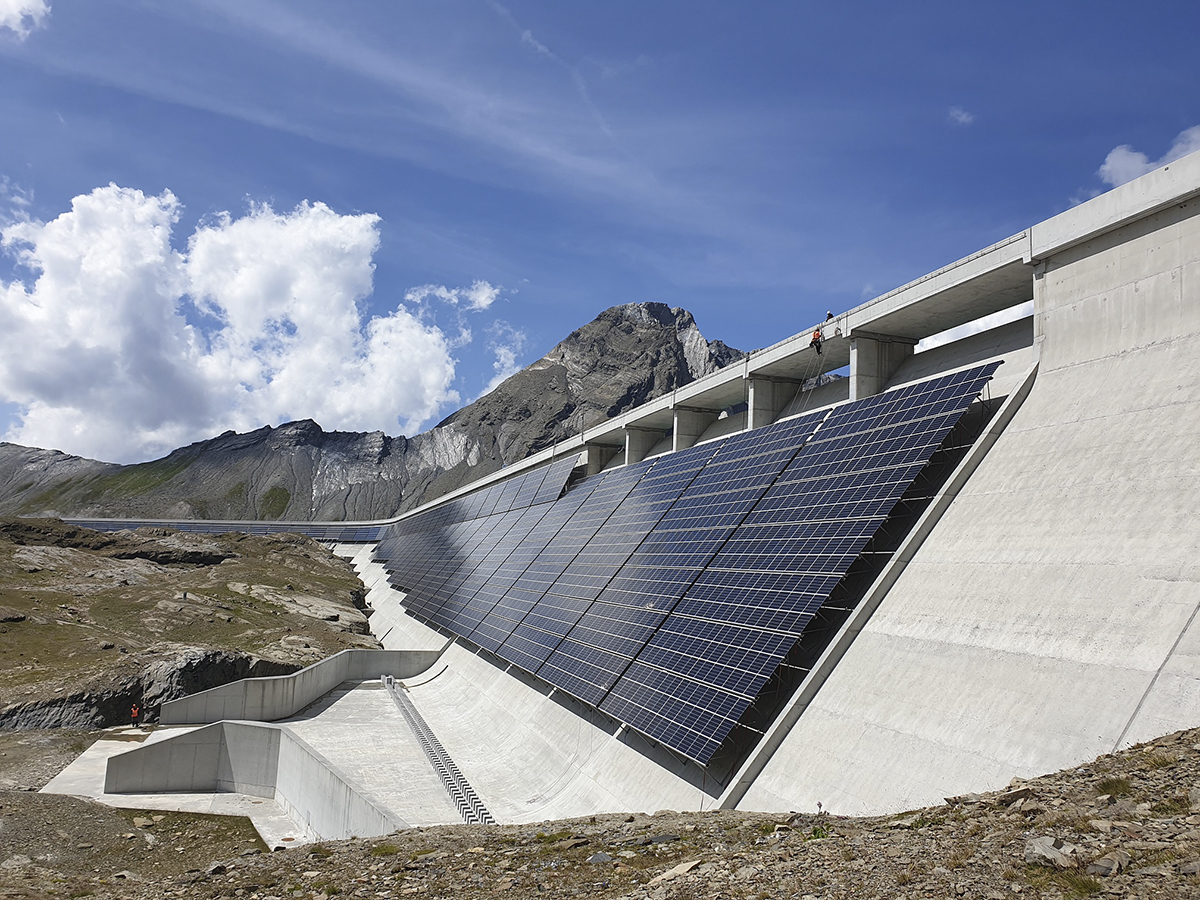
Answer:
[383,676,496,825]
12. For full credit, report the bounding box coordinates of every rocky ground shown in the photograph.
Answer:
[3,725,1200,899]
[0,519,378,728]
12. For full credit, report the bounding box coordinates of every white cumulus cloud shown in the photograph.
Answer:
[1098,125,1200,188]
[0,0,49,38]
[0,184,472,463]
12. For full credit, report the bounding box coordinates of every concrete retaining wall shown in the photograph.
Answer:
[273,727,405,840]
[329,545,450,652]
[105,721,403,840]
[159,649,442,725]
[104,722,279,796]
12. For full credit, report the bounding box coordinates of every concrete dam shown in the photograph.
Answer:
[53,150,1200,843]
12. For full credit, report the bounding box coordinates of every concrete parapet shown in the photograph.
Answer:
[1028,148,1200,261]
[159,649,443,725]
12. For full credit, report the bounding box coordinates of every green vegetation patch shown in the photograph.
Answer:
[1096,776,1132,797]
[84,455,197,500]
[1024,865,1102,897]
[1152,795,1191,815]
[1143,751,1176,769]
[260,486,291,519]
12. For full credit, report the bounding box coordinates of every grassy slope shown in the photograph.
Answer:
[0,520,376,706]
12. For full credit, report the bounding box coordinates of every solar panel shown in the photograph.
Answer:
[597,363,1000,759]
[497,441,724,673]
[380,362,999,764]
[536,409,830,706]
[483,461,656,663]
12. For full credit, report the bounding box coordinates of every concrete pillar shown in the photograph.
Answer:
[673,407,719,451]
[584,442,620,476]
[625,427,666,464]
[747,378,800,429]
[848,331,918,400]
[1031,260,1047,361]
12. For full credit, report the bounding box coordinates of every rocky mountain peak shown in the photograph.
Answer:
[0,304,742,522]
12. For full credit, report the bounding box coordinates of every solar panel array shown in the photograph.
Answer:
[378,362,999,764]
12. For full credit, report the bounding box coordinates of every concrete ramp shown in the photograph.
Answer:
[283,681,463,827]
[404,644,716,822]
[159,648,443,724]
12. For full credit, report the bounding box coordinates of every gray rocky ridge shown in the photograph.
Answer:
[0,303,743,522]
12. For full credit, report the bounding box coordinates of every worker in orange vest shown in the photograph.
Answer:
[130,703,140,728]
[810,328,823,355]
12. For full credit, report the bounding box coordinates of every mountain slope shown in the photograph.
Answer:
[0,303,743,521]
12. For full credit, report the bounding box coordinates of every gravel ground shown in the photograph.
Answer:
[4,726,1200,899]
[0,728,98,790]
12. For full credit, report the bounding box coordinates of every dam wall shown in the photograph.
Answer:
[87,151,1200,824]
[739,163,1200,815]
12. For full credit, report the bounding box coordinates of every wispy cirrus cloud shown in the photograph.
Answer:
[194,0,635,192]
[948,106,975,126]
[8,0,809,289]
[483,320,528,394]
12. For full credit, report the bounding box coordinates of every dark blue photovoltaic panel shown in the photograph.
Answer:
[499,441,724,673]
[486,461,655,666]
[598,363,999,757]
[538,408,829,706]
[377,362,999,764]
[462,470,611,652]
[599,660,746,763]
[534,457,579,504]
[436,505,553,634]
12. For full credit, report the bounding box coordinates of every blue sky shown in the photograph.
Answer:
[1,0,1198,463]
